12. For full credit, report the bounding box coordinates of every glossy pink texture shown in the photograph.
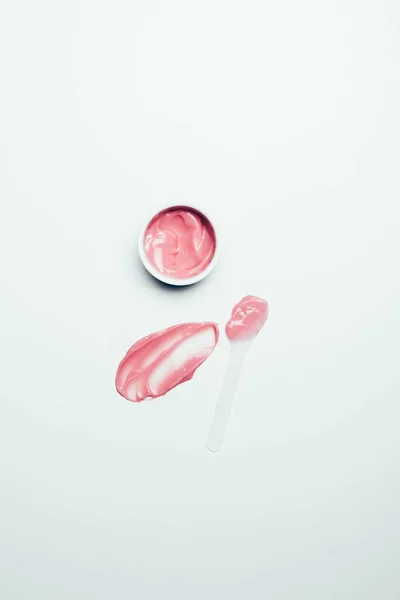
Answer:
[116,322,219,402]
[144,208,216,279]
[225,295,269,341]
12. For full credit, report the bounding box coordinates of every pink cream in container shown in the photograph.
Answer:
[138,205,219,285]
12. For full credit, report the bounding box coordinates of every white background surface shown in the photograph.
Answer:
[1,1,400,598]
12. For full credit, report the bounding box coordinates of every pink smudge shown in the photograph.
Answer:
[116,322,219,402]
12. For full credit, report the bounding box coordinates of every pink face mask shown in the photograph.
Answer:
[144,208,216,279]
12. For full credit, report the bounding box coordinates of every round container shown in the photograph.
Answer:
[138,204,219,286]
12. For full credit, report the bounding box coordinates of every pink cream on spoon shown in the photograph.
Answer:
[116,322,219,402]
[206,296,269,452]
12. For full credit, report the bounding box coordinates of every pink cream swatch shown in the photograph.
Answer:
[144,208,216,279]
[116,322,219,402]
[225,295,269,341]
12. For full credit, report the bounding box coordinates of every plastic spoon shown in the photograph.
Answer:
[206,295,269,452]
[206,338,252,452]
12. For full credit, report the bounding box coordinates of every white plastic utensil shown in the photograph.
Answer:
[206,339,252,452]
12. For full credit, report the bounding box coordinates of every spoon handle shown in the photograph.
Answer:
[206,342,250,452]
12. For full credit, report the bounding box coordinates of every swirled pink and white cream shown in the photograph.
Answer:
[115,322,219,402]
[144,208,216,279]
